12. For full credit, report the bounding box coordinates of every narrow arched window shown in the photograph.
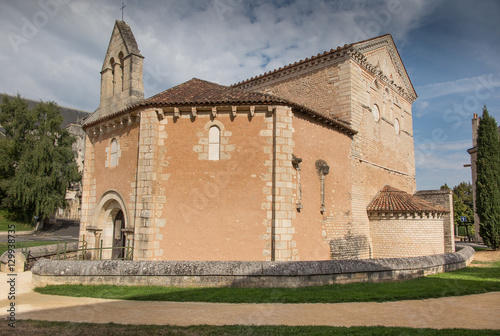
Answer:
[208,126,220,161]
[110,139,118,167]
[118,51,124,92]
[394,118,400,135]
[110,57,115,95]
[372,104,380,122]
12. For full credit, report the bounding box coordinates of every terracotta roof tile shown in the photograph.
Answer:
[367,185,449,213]
[143,78,287,106]
[84,78,356,136]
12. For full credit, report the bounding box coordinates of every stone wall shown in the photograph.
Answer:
[98,22,144,118]
[79,119,141,258]
[31,246,474,288]
[0,242,80,272]
[415,190,455,253]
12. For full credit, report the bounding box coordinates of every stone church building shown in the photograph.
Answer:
[80,21,453,261]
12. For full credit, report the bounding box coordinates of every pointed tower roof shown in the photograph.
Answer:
[115,20,141,55]
[101,20,143,71]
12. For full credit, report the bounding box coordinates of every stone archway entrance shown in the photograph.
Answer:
[90,190,133,260]
[112,210,125,259]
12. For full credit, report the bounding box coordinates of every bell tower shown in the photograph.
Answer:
[98,20,144,118]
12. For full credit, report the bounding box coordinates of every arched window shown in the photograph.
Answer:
[110,139,118,167]
[394,118,400,135]
[372,104,380,122]
[208,126,220,160]
[109,57,115,95]
[118,51,124,92]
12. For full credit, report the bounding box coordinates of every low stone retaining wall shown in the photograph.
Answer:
[0,242,80,272]
[31,246,475,288]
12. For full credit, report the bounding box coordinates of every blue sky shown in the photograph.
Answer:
[1,0,499,190]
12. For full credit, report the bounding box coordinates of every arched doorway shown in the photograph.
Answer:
[112,210,125,259]
[89,190,133,260]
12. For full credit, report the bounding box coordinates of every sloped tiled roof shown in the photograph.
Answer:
[144,78,288,106]
[84,78,356,135]
[367,185,448,213]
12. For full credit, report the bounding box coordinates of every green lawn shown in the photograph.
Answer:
[35,259,500,304]
[0,241,69,256]
[12,320,500,336]
[0,212,33,231]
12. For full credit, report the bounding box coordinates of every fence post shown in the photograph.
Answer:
[100,239,103,260]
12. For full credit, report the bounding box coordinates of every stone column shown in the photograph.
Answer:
[133,109,162,260]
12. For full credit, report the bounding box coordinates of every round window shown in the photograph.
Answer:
[372,104,380,122]
[394,118,400,135]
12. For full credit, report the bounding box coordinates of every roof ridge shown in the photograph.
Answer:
[232,35,395,88]
[144,77,288,104]
[231,43,353,87]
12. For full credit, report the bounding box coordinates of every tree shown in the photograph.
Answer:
[440,183,450,190]
[452,182,474,238]
[0,95,81,224]
[475,106,500,249]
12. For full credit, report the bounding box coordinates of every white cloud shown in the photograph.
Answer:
[416,74,500,100]
[415,139,472,189]
[0,0,440,111]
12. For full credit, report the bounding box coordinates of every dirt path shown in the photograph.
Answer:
[1,271,499,330]
[472,249,500,263]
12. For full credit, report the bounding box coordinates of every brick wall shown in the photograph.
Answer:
[369,214,446,258]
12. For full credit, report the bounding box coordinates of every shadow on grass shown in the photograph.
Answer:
[36,262,500,304]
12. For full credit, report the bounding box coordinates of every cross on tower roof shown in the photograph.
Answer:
[120,2,126,21]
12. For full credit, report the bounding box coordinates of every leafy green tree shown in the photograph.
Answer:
[440,183,450,190]
[452,182,474,236]
[0,95,81,224]
[475,106,500,249]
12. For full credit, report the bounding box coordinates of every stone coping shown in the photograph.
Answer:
[0,242,79,264]
[31,247,474,288]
